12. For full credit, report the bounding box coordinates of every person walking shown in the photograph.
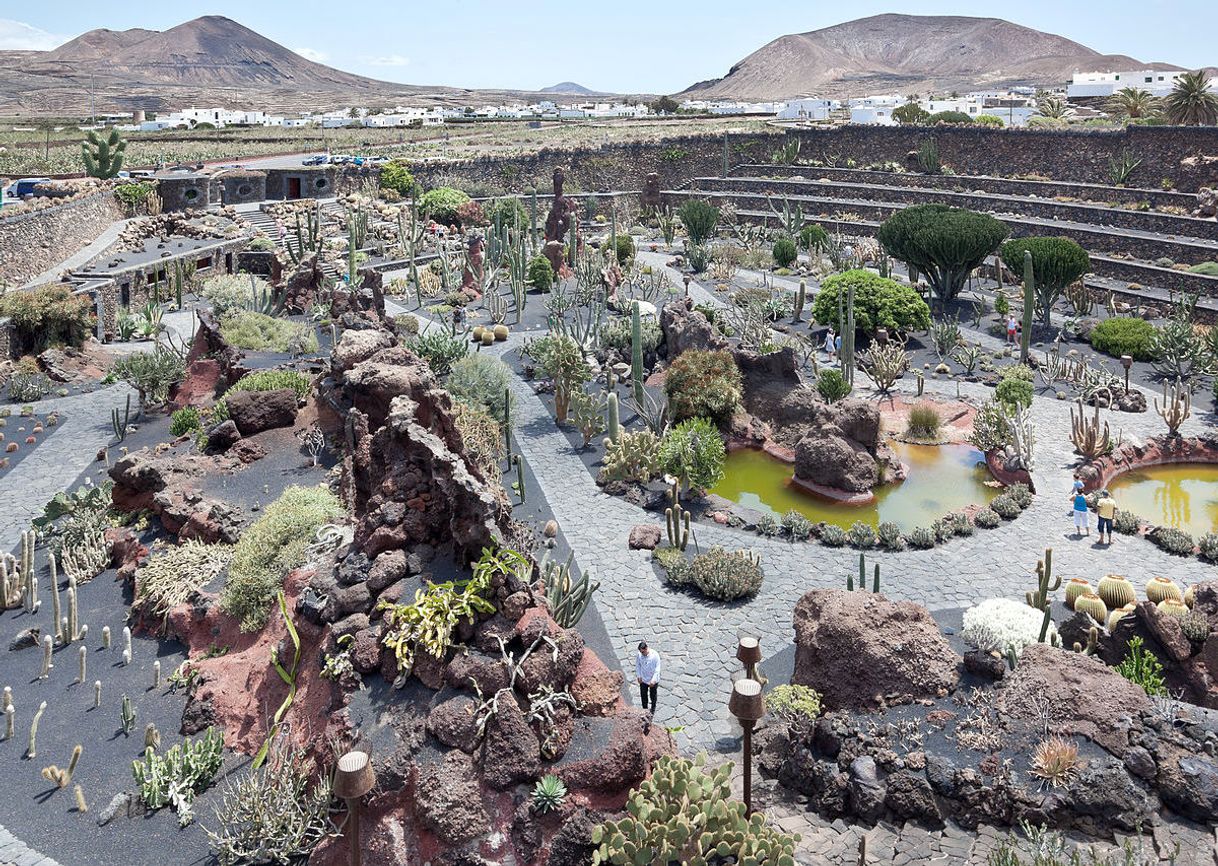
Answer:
[823,327,837,361]
[1006,314,1019,345]
[1096,488,1117,545]
[635,641,661,716]
[1071,483,1090,538]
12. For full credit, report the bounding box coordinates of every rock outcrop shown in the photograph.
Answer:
[659,297,729,357]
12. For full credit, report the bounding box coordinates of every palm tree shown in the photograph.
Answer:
[1163,70,1218,125]
[1035,95,1075,120]
[1106,87,1160,121]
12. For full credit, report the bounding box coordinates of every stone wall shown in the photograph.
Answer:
[0,190,124,286]
[408,126,1218,196]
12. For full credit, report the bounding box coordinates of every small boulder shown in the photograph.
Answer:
[427,695,482,752]
[414,751,491,845]
[204,420,241,452]
[225,388,298,436]
[479,696,541,789]
[628,525,662,550]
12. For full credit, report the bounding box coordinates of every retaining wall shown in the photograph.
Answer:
[0,191,125,286]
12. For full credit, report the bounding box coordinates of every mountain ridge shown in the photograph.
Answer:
[680,13,1183,100]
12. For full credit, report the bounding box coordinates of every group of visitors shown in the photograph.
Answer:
[1071,480,1118,545]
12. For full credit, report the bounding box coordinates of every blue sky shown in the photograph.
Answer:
[1,1,1214,94]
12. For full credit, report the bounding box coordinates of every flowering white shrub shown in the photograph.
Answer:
[962,598,1057,655]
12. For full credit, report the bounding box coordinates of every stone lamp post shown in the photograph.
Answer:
[1121,355,1133,394]
[728,678,765,817]
[335,751,377,866]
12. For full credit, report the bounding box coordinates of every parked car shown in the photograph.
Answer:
[302,154,328,166]
[6,177,52,198]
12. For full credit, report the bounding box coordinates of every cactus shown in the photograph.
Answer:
[1069,398,1111,459]
[39,634,53,679]
[1025,548,1059,643]
[665,481,691,551]
[74,785,88,813]
[67,577,78,641]
[541,550,601,628]
[1154,380,1191,435]
[4,704,13,740]
[102,625,111,649]
[1098,574,1137,610]
[1146,576,1183,604]
[1108,602,1137,631]
[1064,577,1091,610]
[600,430,662,484]
[152,660,161,689]
[842,281,856,387]
[1185,585,1196,609]
[792,279,806,323]
[94,680,101,710]
[1020,250,1034,364]
[1074,591,1108,625]
[120,695,136,735]
[123,626,133,663]
[42,744,82,788]
[630,301,645,405]
[111,394,132,442]
[77,644,87,684]
[50,554,62,643]
[3,686,10,712]
[607,392,621,443]
[27,700,46,758]
[512,454,525,503]
[1158,598,1190,618]
[144,723,161,751]
[1073,626,1099,656]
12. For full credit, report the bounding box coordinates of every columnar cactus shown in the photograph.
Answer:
[793,279,806,323]
[94,681,101,710]
[1154,380,1191,435]
[1025,549,1059,643]
[123,627,133,663]
[50,553,62,643]
[152,660,161,689]
[4,704,14,740]
[541,550,601,628]
[39,634,53,679]
[1020,250,1034,364]
[120,695,136,736]
[1069,398,1111,460]
[77,645,87,684]
[67,577,78,642]
[630,301,645,405]
[665,481,691,551]
[27,700,46,758]
[102,625,111,650]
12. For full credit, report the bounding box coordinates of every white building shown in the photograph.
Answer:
[848,95,903,125]
[777,98,838,121]
[1066,69,1202,98]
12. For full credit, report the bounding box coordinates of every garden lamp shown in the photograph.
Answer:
[335,750,377,866]
[1121,355,1132,394]
[735,636,762,681]
[728,678,765,816]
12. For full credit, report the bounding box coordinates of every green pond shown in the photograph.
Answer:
[710,442,1001,531]
[1105,463,1218,539]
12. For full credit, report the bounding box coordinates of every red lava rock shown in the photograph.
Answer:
[628,524,661,550]
[569,648,625,716]
[226,388,298,436]
[557,710,668,808]
[230,439,268,463]
[105,526,148,582]
[170,357,223,409]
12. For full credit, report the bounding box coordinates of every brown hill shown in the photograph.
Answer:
[681,13,1180,100]
[0,15,626,115]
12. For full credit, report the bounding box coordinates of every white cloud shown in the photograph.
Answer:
[0,18,70,51]
[365,54,410,68]
[294,46,329,63]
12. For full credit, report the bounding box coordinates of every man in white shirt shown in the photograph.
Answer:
[635,641,661,715]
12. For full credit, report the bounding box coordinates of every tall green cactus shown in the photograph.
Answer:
[1020,249,1034,365]
[81,129,127,179]
[630,301,645,404]
[665,480,690,551]
[842,281,856,387]
[541,550,601,628]
[793,279,806,323]
[1026,548,1059,644]
[607,392,620,443]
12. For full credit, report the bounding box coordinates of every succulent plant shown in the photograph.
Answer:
[1185,584,1197,608]
[1097,574,1137,610]
[1107,602,1137,631]
[1074,591,1108,625]
[532,773,568,814]
[1157,598,1190,618]
[1146,576,1183,605]
[1064,578,1092,610]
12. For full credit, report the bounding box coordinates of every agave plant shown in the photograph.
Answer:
[532,774,567,814]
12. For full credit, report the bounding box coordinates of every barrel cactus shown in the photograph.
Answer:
[1146,576,1183,605]
[1157,599,1190,619]
[1097,575,1137,611]
[1064,578,1092,610]
[1108,602,1137,631]
[591,754,798,866]
[1185,585,1196,609]
[1074,591,1108,625]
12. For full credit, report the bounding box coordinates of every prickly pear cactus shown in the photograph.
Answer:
[590,754,798,865]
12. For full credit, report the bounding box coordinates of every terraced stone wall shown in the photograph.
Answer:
[0,190,124,286]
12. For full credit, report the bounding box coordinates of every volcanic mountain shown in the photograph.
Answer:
[0,16,624,114]
[681,13,1180,100]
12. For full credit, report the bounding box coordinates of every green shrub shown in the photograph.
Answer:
[418,187,472,226]
[527,254,554,291]
[907,526,937,548]
[877,521,906,549]
[664,349,742,424]
[812,269,931,334]
[170,407,203,437]
[408,329,468,376]
[820,525,847,547]
[379,160,416,198]
[446,354,513,424]
[772,237,798,268]
[660,417,726,491]
[676,199,720,245]
[614,233,636,266]
[687,547,763,601]
[221,485,344,631]
[906,402,941,438]
[1187,261,1218,276]
[1152,527,1195,556]
[847,522,877,549]
[927,111,973,124]
[1117,636,1167,696]
[995,365,1033,409]
[999,237,1091,325]
[816,369,851,403]
[990,495,1022,519]
[227,370,312,401]
[112,349,186,408]
[767,684,822,725]
[975,114,1004,127]
[220,312,318,355]
[202,274,268,319]
[1089,317,1157,361]
[799,223,829,252]
[877,205,1009,302]
[0,285,95,354]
